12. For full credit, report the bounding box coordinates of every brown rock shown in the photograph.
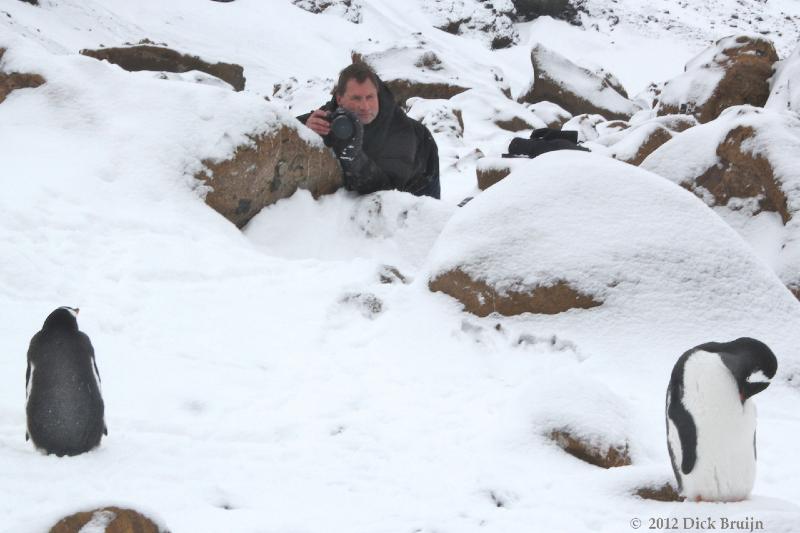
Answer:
[0,48,46,104]
[518,44,639,121]
[635,483,684,502]
[548,429,631,468]
[351,51,470,108]
[659,35,778,123]
[620,125,674,167]
[80,45,246,91]
[428,267,602,317]
[694,125,790,223]
[476,165,512,190]
[49,507,167,533]
[199,126,342,228]
[494,116,537,132]
[382,79,469,109]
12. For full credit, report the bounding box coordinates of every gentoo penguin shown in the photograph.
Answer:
[666,337,777,501]
[26,307,107,456]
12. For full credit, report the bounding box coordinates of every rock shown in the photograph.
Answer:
[561,113,606,142]
[378,265,409,284]
[527,101,572,129]
[548,428,631,468]
[657,34,779,123]
[424,0,518,49]
[339,292,383,318]
[635,483,683,502]
[642,106,796,224]
[641,106,800,297]
[429,268,602,316]
[80,45,246,91]
[0,48,46,104]
[766,42,800,113]
[291,0,362,23]
[511,0,584,25]
[352,49,470,108]
[615,124,674,166]
[198,125,341,228]
[17,0,38,4]
[49,507,167,533]
[475,158,513,190]
[494,116,538,132]
[517,44,640,121]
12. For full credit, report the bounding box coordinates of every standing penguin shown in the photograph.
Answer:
[666,337,777,501]
[26,307,107,456]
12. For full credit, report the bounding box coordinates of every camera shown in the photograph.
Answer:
[326,107,356,141]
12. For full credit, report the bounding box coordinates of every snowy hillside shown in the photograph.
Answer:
[2,1,800,532]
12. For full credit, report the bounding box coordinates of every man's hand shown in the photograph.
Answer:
[305,109,331,136]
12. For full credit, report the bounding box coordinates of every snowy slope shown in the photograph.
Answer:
[2,1,800,532]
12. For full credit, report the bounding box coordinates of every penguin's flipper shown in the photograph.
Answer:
[668,396,698,475]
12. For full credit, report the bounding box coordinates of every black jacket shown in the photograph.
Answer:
[298,81,440,199]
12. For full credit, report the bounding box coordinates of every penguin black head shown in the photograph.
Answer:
[42,307,80,331]
[711,337,778,403]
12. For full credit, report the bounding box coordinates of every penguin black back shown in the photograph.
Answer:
[26,307,107,457]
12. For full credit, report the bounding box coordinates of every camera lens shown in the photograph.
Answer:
[330,114,355,140]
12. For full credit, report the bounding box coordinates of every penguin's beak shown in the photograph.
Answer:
[741,370,771,401]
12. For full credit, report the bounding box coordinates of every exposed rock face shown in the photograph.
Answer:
[199,126,341,228]
[0,48,46,104]
[384,79,469,109]
[518,44,640,121]
[291,0,362,23]
[617,124,674,166]
[476,159,512,190]
[426,0,518,49]
[696,125,789,223]
[657,35,779,123]
[635,483,683,502]
[429,267,602,317]
[49,507,167,533]
[512,0,584,25]
[80,45,246,91]
[548,428,631,468]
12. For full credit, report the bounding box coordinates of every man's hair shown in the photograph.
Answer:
[334,62,380,96]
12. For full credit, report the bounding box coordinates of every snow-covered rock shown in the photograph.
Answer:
[592,114,699,166]
[422,0,518,49]
[527,101,572,129]
[767,42,800,113]
[291,0,363,24]
[427,151,797,320]
[352,45,472,107]
[199,121,342,228]
[656,34,779,123]
[642,105,800,297]
[512,0,585,25]
[49,506,167,533]
[0,47,45,104]
[80,45,246,91]
[517,44,640,121]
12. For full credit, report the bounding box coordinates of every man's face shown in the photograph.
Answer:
[336,78,380,125]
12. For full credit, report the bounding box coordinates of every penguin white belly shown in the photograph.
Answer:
[681,353,757,501]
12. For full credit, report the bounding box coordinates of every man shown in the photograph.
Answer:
[298,63,440,199]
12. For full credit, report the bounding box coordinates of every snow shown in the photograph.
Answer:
[2,1,800,532]
[767,42,800,113]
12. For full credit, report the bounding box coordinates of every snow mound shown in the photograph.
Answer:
[425,151,800,367]
[244,189,456,270]
[767,42,800,114]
